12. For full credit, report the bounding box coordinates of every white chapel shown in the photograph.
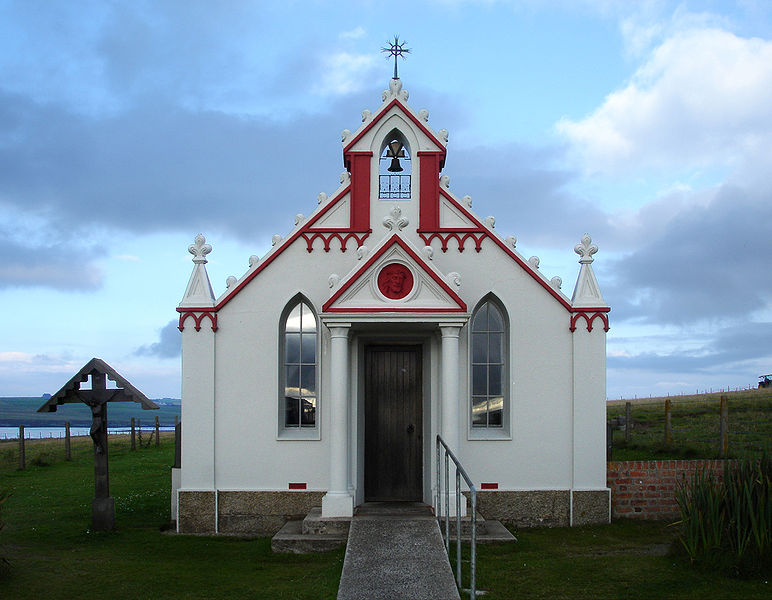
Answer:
[173,75,610,534]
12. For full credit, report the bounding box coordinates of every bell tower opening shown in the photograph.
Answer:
[379,129,411,200]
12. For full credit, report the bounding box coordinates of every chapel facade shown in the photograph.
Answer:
[173,77,610,533]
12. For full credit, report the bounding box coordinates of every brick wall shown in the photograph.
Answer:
[607,460,727,520]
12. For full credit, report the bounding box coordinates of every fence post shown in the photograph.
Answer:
[664,399,672,445]
[65,421,72,461]
[624,402,632,443]
[719,395,729,458]
[131,417,136,450]
[606,421,613,461]
[18,425,25,470]
[155,415,160,447]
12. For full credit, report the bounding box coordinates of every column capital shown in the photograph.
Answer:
[325,322,352,338]
[439,324,462,338]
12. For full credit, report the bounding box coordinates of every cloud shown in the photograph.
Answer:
[556,27,772,176]
[445,142,612,248]
[339,26,366,40]
[135,320,181,359]
[608,321,772,374]
[1,234,104,291]
[604,183,772,325]
[312,52,379,96]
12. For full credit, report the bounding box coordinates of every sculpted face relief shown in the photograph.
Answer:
[377,263,413,299]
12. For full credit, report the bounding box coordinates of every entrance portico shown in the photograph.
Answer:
[320,316,468,518]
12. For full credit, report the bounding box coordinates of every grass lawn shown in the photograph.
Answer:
[0,435,344,599]
[2,434,770,599]
[607,389,772,460]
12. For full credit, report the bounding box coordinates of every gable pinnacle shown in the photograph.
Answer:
[381,35,411,79]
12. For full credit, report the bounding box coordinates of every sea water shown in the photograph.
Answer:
[0,426,176,440]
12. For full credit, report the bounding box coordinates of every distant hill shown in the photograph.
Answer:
[0,397,181,427]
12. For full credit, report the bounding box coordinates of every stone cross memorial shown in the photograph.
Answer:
[38,358,159,530]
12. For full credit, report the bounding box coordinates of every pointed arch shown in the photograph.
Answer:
[278,294,319,437]
[470,293,510,435]
[379,127,412,200]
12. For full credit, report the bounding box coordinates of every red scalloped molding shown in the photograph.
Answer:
[569,311,610,333]
[177,310,218,332]
[301,230,371,253]
[418,230,488,253]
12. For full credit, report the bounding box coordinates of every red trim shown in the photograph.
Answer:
[177,310,218,332]
[570,311,610,333]
[418,230,488,253]
[349,152,372,230]
[301,185,351,229]
[322,234,467,313]
[288,482,307,490]
[419,152,441,230]
[215,186,367,310]
[343,98,447,156]
[301,230,371,253]
[480,482,498,490]
[325,307,466,314]
[424,189,575,311]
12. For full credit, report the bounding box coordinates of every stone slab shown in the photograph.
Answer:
[444,519,517,544]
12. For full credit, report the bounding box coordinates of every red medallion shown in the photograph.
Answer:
[377,263,413,299]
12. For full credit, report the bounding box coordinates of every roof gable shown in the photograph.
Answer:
[323,234,466,313]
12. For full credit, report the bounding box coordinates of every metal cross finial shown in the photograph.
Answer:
[381,35,411,80]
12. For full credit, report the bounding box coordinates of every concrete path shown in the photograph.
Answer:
[337,503,460,600]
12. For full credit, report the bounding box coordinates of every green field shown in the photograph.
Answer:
[2,435,769,599]
[607,389,772,460]
[0,397,181,427]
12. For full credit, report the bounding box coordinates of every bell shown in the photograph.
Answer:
[388,157,403,172]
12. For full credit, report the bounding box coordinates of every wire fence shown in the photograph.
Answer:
[607,390,772,459]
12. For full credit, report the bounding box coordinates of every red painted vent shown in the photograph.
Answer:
[480,482,498,490]
[288,482,307,490]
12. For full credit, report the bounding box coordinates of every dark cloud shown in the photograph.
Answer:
[135,320,181,359]
[605,184,772,325]
[0,88,375,239]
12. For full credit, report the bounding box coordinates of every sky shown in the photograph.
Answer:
[0,0,770,400]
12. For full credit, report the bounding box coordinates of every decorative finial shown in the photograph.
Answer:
[574,234,598,264]
[381,35,411,80]
[188,234,212,264]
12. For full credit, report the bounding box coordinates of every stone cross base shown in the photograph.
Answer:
[92,497,115,531]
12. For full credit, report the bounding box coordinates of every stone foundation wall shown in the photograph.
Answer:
[218,491,325,535]
[177,490,325,535]
[607,460,727,520]
[474,489,610,528]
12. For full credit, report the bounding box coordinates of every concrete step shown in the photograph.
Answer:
[303,507,352,536]
[444,518,517,544]
[270,519,348,554]
[437,512,488,536]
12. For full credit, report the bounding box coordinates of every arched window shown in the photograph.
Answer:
[471,298,507,429]
[378,129,411,200]
[281,299,317,430]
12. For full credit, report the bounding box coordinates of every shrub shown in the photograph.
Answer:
[674,457,772,576]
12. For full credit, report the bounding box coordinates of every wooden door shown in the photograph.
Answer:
[364,345,423,501]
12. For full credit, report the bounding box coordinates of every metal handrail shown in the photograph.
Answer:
[436,434,477,599]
